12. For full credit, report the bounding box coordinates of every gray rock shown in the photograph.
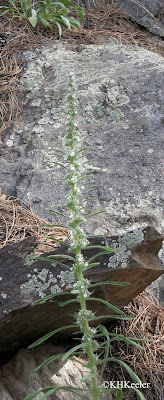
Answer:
[0,40,164,239]
[113,0,164,37]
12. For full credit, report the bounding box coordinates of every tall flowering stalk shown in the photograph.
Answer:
[25,74,147,400]
[63,72,100,399]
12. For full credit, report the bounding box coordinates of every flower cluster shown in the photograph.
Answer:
[74,309,95,325]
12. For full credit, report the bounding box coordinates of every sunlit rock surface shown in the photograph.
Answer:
[0,40,164,238]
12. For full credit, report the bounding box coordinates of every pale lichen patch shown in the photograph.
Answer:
[24,250,37,266]
[1,293,7,299]
[107,228,144,269]
[20,267,59,298]
[57,270,76,289]
[20,266,75,299]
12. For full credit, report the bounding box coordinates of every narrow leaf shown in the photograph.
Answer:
[84,245,113,252]
[62,343,83,361]
[60,15,71,30]
[32,354,64,373]
[109,334,144,350]
[52,2,67,8]
[89,282,130,288]
[38,15,52,28]
[87,251,113,264]
[39,389,56,400]
[108,358,141,383]
[85,262,100,269]
[130,388,146,400]
[23,388,54,400]
[28,325,76,348]
[87,297,124,315]
[59,299,79,307]
[46,254,76,261]
[77,6,85,22]
[98,325,110,382]
[81,372,96,381]
[85,211,106,218]
[32,291,71,304]
[37,257,71,270]
[41,235,69,246]
[90,315,134,321]
[47,209,69,218]
[103,389,123,400]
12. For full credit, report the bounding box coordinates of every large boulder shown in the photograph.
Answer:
[113,0,164,37]
[0,344,94,400]
[0,40,164,237]
[0,227,163,352]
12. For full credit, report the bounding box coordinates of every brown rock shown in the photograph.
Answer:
[0,226,163,353]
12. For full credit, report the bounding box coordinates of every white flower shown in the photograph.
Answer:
[76,254,84,263]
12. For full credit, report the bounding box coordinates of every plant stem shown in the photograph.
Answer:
[65,72,100,399]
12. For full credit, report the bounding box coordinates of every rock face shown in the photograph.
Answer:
[0,344,94,400]
[0,227,163,353]
[113,0,164,37]
[0,40,164,239]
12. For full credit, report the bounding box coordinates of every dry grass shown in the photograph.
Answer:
[104,292,164,400]
[0,191,68,250]
[0,4,164,139]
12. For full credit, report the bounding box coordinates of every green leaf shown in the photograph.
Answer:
[82,184,102,192]
[77,174,93,182]
[98,325,110,382]
[75,147,90,156]
[24,386,90,400]
[62,343,83,361]
[24,388,54,400]
[41,235,69,246]
[0,7,15,15]
[60,15,71,30]
[84,262,100,269]
[9,0,17,8]
[47,209,69,218]
[87,251,113,264]
[89,282,130,288]
[85,211,106,218]
[77,6,85,22]
[109,334,144,349]
[59,299,79,307]
[28,325,76,348]
[130,388,146,400]
[52,2,67,9]
[94,332,144,349]
[45,254,76,261]
[50,386,92,400]
[55,0,76,8]
[107,358,141,383]
[103,389,123,400]
[39,389,56,400]
[32,291,71,305]
[32,353,64,373]
[84,245,113,252]
[37,256,71,270]
[81,372,96,381]
[87,297,124,315]
[91,315,134,321]
[52,161,69,169]
[28,9,37,27]
[38,15,52,28]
